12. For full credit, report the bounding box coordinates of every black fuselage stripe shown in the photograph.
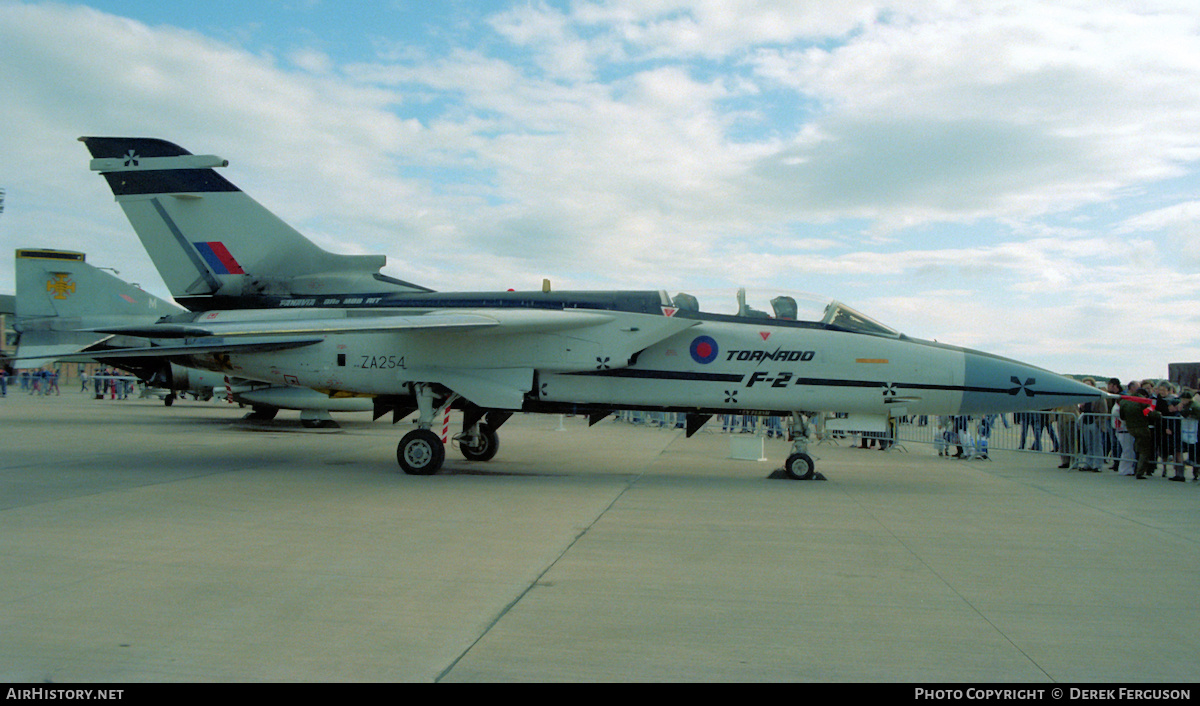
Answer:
[568,369,743,383]
[569,370,1080,397]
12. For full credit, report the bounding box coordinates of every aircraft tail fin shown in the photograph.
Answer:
[15,248,178,321]
[79,137,431,309]
[14,248,182,367]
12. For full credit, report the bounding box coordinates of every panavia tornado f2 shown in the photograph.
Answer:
[70,136,1101,479]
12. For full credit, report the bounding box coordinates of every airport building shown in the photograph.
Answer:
[1169,362,1200,390]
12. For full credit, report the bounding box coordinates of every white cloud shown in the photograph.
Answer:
[565,0,880,58]
[746,2,1200,221]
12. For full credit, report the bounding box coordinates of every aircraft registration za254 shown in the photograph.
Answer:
[70,136,1102,479]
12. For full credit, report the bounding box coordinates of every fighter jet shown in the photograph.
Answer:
[14,247,372,425]
[69,136,1102,478]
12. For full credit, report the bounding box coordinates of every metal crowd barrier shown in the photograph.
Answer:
[890,410,1198,476]
[608,408,1198,477]
[888,411,1067,458]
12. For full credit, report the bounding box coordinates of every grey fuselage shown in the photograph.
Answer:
[160,289,1099,418]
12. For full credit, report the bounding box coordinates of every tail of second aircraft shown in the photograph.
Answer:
[79,137,431,310]
[15,248,178,321]
[14,248,183,366]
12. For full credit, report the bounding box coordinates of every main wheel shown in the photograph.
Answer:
[784,452,816,480]
[397,429,445,475]
[460,424,499,462]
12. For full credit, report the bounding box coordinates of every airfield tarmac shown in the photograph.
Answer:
[0,393,1196,683]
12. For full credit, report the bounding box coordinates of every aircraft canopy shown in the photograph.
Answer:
[669,288,901,338]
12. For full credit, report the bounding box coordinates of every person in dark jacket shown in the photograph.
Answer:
[1119,390,1161,480]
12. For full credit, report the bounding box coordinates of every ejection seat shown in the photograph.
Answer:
[771,296,798,320]
[672,292,700,312]
[735,288,770,318]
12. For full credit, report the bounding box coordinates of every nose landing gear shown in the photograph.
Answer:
[783,452,817,480]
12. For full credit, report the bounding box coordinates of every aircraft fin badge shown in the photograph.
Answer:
[47,273,76,300]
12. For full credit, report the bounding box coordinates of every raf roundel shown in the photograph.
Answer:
[690,335,719,364]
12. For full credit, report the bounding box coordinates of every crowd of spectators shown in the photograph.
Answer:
[615,377,1200,483]
[921,377,1197,482]
[1106,378,1198,481]
[3,367,138,400]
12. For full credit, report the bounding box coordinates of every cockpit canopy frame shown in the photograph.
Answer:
[667,288,902,339]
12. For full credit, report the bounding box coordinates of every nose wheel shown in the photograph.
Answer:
[783,452,818,480]
[397,429,445,475]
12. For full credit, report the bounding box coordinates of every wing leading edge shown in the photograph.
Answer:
[41,336,326,363]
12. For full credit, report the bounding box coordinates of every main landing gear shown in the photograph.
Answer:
[393,384,510,475]
[458,423,499,462]
[397,428,445,475]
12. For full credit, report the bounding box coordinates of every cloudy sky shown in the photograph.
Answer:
[1,0,1198,382]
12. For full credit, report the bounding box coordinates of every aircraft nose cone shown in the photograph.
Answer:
[960,351,1101,414]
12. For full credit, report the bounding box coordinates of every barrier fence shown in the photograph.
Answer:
[614,409,1198,478]
[884,411,1198,476]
